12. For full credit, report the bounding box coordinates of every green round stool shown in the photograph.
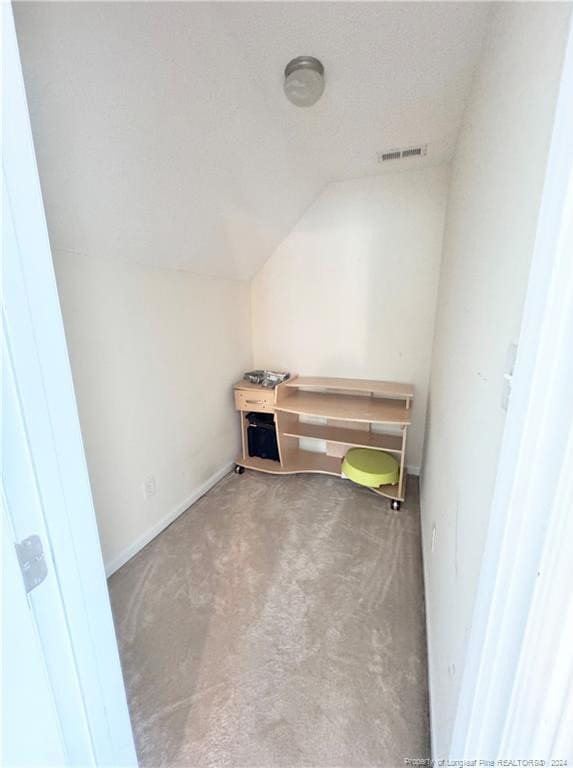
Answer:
[342,448,399,488]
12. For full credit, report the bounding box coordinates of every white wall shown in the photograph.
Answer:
[421,2,572,755]
[13,2,488,279]
[251,166,448,471]
[54,251,251,573]
[13,2,322,280]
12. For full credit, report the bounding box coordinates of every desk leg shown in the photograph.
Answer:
[240,411,247,461]
[399,425,408,500]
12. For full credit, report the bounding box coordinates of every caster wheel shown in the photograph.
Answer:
[234,465,245,475]
[390,500,401,511]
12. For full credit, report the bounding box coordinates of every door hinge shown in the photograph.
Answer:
[15,535,48,594]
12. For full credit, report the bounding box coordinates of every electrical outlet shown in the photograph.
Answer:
[143,476,157,500]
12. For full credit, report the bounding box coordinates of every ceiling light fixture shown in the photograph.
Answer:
[284,56,325,108]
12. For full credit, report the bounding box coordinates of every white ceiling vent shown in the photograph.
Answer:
[377,144,428,163]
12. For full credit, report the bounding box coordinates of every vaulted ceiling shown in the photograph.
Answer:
[15,2,490,279]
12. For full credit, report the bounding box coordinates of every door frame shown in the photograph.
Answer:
[2,3,136,764]
[450,13,573,760]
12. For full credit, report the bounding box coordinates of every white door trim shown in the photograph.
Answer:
[451,14,573,760]
[2,4,137,764]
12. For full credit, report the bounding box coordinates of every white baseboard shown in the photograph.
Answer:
[105,461,234,577]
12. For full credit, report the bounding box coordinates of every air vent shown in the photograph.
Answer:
[377,144,428,163]
[380,150,401,162]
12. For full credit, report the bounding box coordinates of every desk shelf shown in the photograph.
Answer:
[275,391,411,425]
[281,422,403,454]
[236,451,341,476]
[282,376,413,401]
[233,375,412,508]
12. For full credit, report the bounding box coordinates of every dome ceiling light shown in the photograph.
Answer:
[283,56,325,108]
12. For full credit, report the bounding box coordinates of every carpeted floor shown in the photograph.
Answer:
[108,471,430,768]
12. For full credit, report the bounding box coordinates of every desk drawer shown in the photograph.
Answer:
[234,389,275,412]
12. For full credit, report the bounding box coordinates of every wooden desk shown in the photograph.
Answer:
[233,376,413,509]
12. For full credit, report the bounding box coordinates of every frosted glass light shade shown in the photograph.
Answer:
[284,56,325,108]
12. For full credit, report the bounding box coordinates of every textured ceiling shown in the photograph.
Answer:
[14,2,490,279]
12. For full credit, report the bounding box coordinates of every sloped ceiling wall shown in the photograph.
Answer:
[14,2,490,280]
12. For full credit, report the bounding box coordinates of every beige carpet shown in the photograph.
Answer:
[109,471,430,767]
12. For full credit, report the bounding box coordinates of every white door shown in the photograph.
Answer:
[1,3,137,765]
[2,188,96,764]
[2,501,67,766]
